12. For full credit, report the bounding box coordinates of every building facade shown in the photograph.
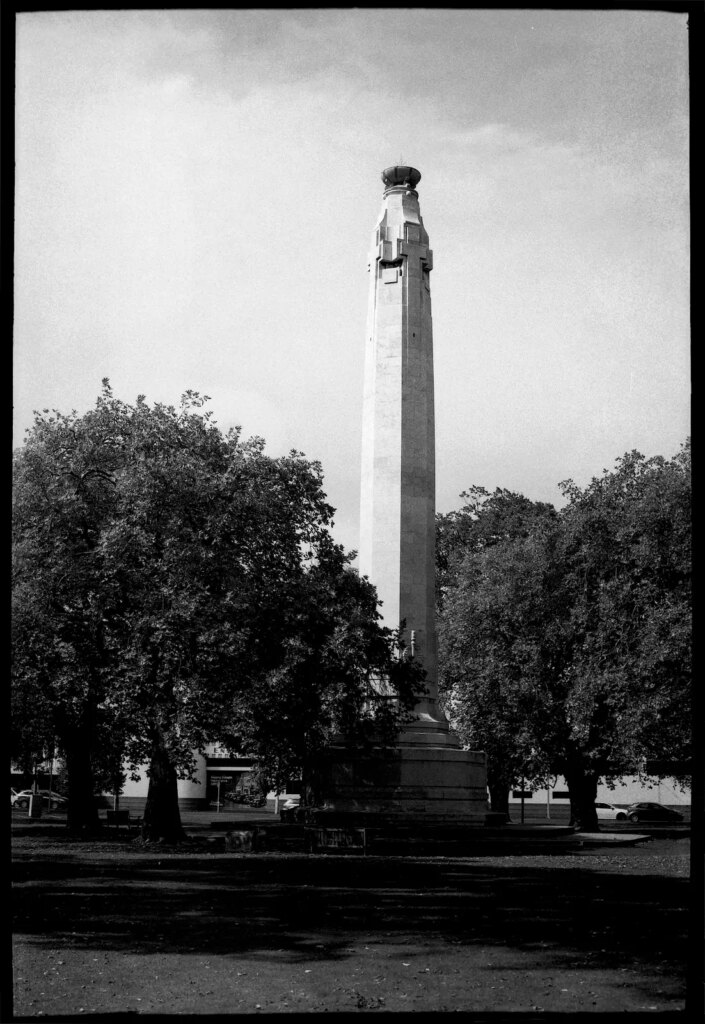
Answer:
[509,774,690,811]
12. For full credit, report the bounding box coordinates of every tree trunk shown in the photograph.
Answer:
[141,734,185,843]
[564,758,599,831]
[487,778,511,819]
[64,732,101,832]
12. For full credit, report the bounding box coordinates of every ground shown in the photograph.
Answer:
[10,813,693,1018]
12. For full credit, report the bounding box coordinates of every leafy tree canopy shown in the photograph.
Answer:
[437,441,691,829]
[436,486,557,608]
[13,382,423,838]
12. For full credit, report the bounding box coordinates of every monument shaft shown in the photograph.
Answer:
[312,167,487,823]
[360,167,443,727]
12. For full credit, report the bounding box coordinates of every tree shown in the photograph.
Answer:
[13,396,129,830]
[436,486,557,610]
[437,442,691,829]
[228,536,426,807]
[437,488,558,815]
[553,440,691,826]
[13,382,423,840]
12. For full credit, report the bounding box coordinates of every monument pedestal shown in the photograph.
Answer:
[313,725,488,826]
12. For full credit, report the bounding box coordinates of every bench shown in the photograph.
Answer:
[106,809,141,831]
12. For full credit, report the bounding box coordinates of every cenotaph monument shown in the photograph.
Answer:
[314,166,488,824]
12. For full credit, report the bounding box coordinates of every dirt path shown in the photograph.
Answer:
[11,831,691,1016]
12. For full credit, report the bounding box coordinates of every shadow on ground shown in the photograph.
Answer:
[13,851,689,979]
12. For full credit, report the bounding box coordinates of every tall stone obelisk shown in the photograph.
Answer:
[315,166,487,823]
[360,165,448,740]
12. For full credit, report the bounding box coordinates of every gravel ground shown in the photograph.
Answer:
[11,824,692,1017]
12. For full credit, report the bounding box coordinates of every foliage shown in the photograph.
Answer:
[556,441,691,771]
[436,486,557,610]
[229,537,427,801]
[12,382,423,839]
[13,394,129,828]
[437,442,691,828]
[437,489,560,812]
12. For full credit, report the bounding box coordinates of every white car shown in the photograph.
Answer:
[595,801,627,821]
[279,796,301,820]
[11,789,67,810]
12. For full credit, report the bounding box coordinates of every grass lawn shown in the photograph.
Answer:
[11,823,692,1017]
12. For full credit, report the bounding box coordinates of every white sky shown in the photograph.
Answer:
[14,9,690,557]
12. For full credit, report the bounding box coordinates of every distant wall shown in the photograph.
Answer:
[106,752,208,808]
[508,775,690,807]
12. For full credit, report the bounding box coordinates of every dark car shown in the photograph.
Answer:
[626,801,684,823]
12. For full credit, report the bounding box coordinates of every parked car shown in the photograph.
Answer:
[11,789,67,810]
[595,801,628,821]
[626,802,684,823]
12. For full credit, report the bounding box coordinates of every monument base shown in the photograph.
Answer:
[311,737,488,827]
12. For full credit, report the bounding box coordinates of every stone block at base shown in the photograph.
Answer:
[313,742,488,826]
[224,830,259,852]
